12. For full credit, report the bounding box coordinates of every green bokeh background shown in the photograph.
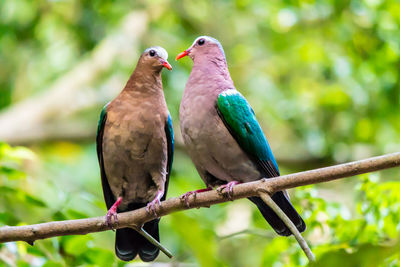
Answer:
[0,0,400,266]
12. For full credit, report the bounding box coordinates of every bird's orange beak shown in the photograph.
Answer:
[161,60,172,70]
[176,50,189,61]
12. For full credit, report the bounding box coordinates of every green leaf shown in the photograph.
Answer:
[312,242,400,267]
[42,261,64,267]
[63,236,92,256]
[170,212,227,267]
[24,195,47,208]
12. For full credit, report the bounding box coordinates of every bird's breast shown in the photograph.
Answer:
[180,92,261,183]
[102,95,168,205]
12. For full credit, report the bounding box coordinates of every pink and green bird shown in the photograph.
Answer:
[96,47,174,261]
[176,36,305,236]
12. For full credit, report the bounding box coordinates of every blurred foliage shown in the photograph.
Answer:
[1,0,400,266]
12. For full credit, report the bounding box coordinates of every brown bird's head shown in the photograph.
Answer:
[176,36,226,63]
[139,46,172,72]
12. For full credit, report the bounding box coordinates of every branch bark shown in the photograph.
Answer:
[0,152,399,256]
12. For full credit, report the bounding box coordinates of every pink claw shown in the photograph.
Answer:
[146,190,164,217]
[180,188,212,208]
[105,197,122,230]
[217,181,240,200]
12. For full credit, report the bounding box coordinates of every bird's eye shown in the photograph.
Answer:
[149,50,156,57]
[197,38,205,46]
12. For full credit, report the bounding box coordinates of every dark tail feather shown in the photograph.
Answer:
[249,191,306,236]
[115,227,139,261]
[115,219,160,262]
[138,219,160,262]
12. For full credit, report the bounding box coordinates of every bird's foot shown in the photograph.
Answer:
[105,197,122,230]
[217,181,240,200]
[180,188,212,208]
[146,190,164,217]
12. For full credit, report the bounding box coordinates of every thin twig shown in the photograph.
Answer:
[0,153,399,261]
[259,192,315,262]
[136,227,173,258]
[217,229,275,240]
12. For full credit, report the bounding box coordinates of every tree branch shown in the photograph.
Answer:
[259,192,315,262]
[0,153,399,260]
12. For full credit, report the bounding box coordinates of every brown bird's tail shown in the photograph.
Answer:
[248,191,306,236]
[115,218,160,262]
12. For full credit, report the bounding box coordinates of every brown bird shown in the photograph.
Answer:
[96,46,174,261]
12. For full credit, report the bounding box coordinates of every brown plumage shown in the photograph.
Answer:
[96,46,174,262]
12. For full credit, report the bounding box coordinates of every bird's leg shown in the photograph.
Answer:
[146,190,164,217]
[217,181,240,200]
[180,187,212,208]
[105,196,122,229]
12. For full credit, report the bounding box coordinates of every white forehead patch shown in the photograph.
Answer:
[191,36,225,59]
[144,46,168,61]
[192,36,218,46]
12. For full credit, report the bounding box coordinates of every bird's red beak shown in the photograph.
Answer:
[176,50,189,61]
[161,60,172,70]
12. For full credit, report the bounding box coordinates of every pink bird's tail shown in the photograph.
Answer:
[248,191,306,236]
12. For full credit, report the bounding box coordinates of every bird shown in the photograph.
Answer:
[176,36,305,236]
[96,46,174,261]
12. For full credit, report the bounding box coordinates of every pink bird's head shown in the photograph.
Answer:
[176,36,226,63]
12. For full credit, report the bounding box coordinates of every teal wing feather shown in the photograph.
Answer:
[96,103,115,209]
[217,91,306,236]
[162,113,174,201]
[217,90,279,177]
